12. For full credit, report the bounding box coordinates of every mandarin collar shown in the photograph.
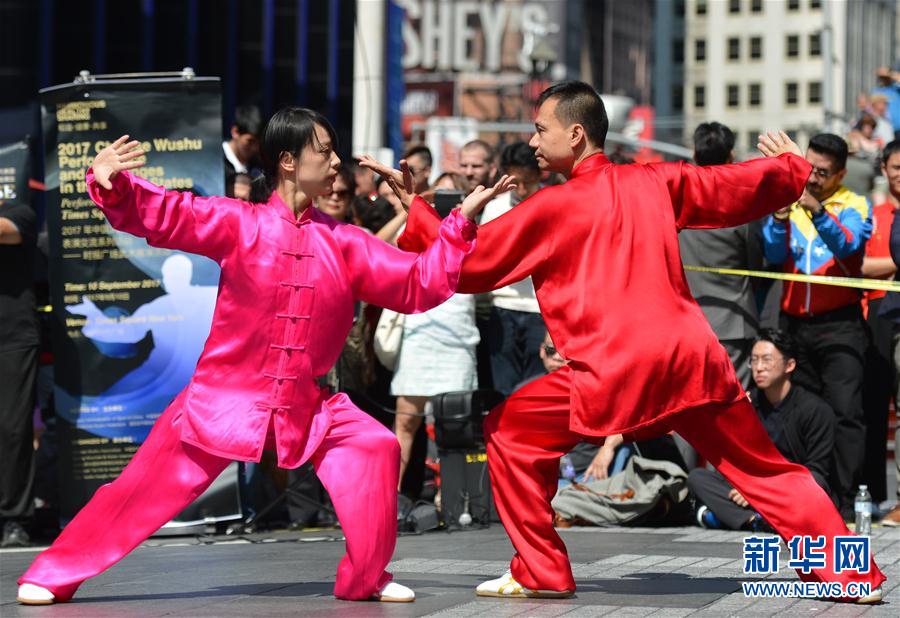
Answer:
[570,152,612,179]
[268,190,316,225]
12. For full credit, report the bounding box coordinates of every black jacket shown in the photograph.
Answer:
[752,385,836,496]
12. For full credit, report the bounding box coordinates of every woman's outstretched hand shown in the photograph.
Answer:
[459,175,517,221]
[92,135,146,190]
[357,155,415,210]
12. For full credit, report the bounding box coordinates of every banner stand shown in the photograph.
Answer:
[40,71,241,531]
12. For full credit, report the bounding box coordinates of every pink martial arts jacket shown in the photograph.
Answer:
[400,153,812,439]
[86,170,476,467]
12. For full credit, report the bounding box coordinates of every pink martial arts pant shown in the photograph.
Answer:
[19,394,399,602]
[484,367,887,596]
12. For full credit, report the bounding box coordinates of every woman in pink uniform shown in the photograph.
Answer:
[17,108,513,605]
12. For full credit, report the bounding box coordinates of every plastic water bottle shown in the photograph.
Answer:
[458,492,473,527]
[560,455,576,481]
[854,485,873,536]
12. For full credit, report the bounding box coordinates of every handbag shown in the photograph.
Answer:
[373,308,405,370]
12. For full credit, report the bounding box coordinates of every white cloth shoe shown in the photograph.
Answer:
[855,586,883,604]
[17,583,55,605]
[475,571,573,598]
[375,581,415,602]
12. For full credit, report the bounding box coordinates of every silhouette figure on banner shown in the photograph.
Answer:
[57,254,217,441]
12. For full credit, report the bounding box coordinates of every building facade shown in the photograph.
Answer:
[683,0,896,152]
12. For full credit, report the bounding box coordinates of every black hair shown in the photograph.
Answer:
[882,139,900,165]
[256,107,337,199]
[335,164,355,194]
[233,104,263,136]
[460,139,496,162]
[500,141,539,172]
[430,172,467,191]
[536,80,609,148]
[808,133,849,171]
[351,194,395,233]
[753,328,798,362]
[402,144,433,167]
[692,122,735,166]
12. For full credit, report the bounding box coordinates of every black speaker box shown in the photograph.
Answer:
[438,448,496,528]
[429,390,504,529]
[430,389,504,450]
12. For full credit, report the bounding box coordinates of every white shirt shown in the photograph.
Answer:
[222,141,248,174]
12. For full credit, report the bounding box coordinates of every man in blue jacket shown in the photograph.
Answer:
[761,133,871,518]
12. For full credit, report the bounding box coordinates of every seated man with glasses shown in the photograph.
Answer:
[688,328,836,530]
[761,132,871,520]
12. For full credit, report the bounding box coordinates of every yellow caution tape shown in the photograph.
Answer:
[32,270,900,316]
[683,265,900,293]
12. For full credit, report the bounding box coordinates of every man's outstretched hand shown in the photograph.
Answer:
[92,135,146,190]
[459,175,516,221]
[757,130,803,159]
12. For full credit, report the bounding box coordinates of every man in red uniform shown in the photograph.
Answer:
[364,81,885,602]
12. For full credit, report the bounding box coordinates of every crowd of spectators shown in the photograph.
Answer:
[847,64,900,195]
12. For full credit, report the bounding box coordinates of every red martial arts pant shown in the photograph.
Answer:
[20,395,399,602]
[483,366,886,594]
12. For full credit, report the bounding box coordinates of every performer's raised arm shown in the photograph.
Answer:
[655,130,812,231]
[86,135,238,262]
[358,156,548,294]
[337,208,478,313]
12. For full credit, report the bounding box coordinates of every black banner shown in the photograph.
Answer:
[40,76,240,526]
[0,140,31,206]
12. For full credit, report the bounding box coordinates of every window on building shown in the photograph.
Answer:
[673,85,684,112]
[788,0,800,10]
[673,38,685,63]
[727,84,740,107]
[697,0,707,16]
[729,0,741,14]
[786,34,799,58]
[728,37,740,61]
[748,130,761,149]
[809,32,821,57]
[750,0,763,12]
[750,36,762,59]
[785,82,799,105]
[808,81,822,104]
[749,83,762,106]
[810,0,821,9]
[695,85,706,109]
[695,39,706,62]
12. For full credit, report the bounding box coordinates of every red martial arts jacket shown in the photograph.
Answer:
[399,152,811,438]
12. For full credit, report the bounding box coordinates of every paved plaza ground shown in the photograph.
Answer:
[1,523,897,617]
